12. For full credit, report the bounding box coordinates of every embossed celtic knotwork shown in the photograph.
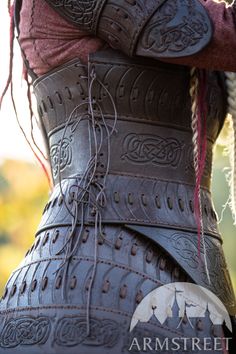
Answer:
[168,232,235,308]
[138,0,211,56]
[0,317,51,348]
[121,133,183,167]
[50,137,73,178]
[54,317,120,347]
[45,0,103,32]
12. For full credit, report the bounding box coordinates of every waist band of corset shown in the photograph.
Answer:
[35,117,219,237]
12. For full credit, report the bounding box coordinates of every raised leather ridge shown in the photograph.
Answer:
[45,0,213,58]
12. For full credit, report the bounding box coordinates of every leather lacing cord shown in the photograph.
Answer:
[55,66,118,336]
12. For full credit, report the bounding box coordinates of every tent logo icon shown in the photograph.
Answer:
[130,282,232,333]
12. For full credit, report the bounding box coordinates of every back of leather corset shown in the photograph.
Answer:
[34,49,227,188]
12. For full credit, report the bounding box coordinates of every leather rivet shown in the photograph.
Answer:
[98,233,105,245]
[55,91,63,104]
[141,194,147,206]
[128,193,134,205]
[102,280,110,294]
[58,195,64,206]
[114,192,120,203]
[56,276,62,289]
[47,96,54,109]
[70,276,77,290]
[120,285,127,299]
[115,236,123,250]
[52,230,59,244]
[31,280,37,292]
[82,229,89,243]
[155,195,161,209]
[65,86,72,100]
[43,233,49,246]
[178,199,184,212]
[189,200,194,213]
[52,198,58,207]
[42,277,48,291]
[2,287,8,300]
[11,285,17,297]
[146,250,153,263]
[131,243,138,256]
[167,197,173,210]
[135,290,143,304]
[131,88,139,100]
[20,281,26,294]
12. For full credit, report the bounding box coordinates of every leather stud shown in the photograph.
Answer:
[10,285,17,297]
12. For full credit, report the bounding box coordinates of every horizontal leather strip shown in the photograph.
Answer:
[48,118,213,189]
[33,51,226,144]
[37,174,219,238]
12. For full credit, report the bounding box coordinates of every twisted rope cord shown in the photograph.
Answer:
[225,72,236,224]
[189,67,211,284]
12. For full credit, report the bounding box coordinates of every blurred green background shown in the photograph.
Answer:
[0,136,235,294]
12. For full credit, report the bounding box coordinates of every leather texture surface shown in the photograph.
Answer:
[0,48,235,354]
[44,0,213,58]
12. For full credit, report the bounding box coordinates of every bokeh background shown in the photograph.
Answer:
[0,2,235,296]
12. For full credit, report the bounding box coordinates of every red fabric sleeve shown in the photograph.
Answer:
[163,0,236,72]
[19,0,105,76]
[19,0,236,76]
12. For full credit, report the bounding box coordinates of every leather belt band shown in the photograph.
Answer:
[49,118,213,189]
[37,174,219,238]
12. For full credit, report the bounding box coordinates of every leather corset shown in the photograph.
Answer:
[32,49,235,312]
[34,50,226,236]
[0,49,235,354]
